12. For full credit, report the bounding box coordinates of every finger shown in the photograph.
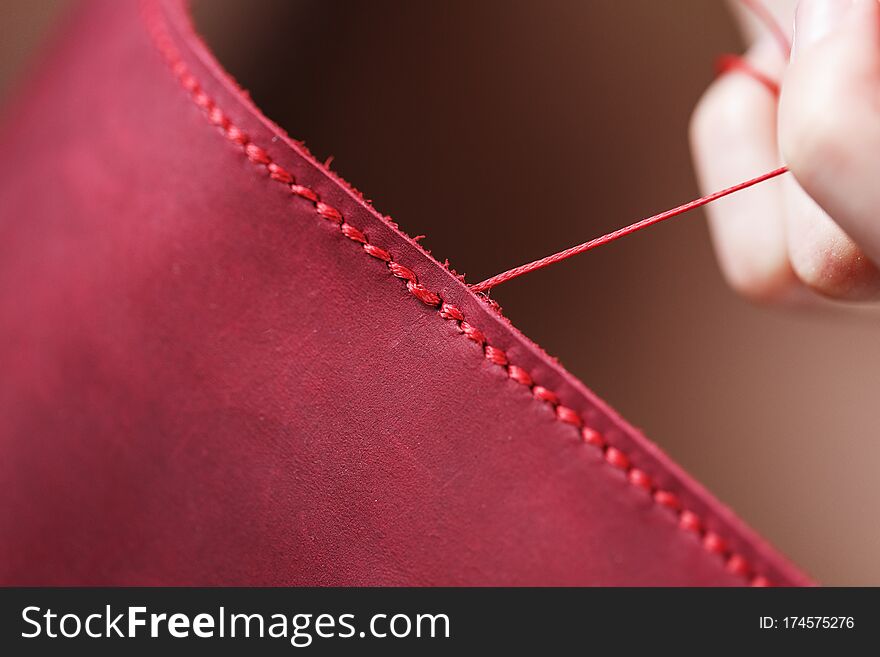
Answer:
[780,0,880,299]
[729,0,797,51]
[781,170,880,300]
[780,0,880,287]
[690,38,800,301]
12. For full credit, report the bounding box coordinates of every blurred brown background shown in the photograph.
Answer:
[3,0,878,585]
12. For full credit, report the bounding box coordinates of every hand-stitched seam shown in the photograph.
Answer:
[140,0,770,587]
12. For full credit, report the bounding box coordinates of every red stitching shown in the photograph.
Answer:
[604,447,630,472]
[679,510,703,534]
[341,223,367,244]
[555,405,582,428]
[458,322,485,345]
[267,162,293,184]
[654,489,682,511]
[726,554,752,578]
[207,106,229,129]
[290,184,319,203]
[703,532,727,555]
[439,302,464,322]
[507,365,532,387]
[363,243,392,263]
[715,54,780,97]
[532,385,559,406]
[627,468,652,492]
[581,426,604,448]
[484,345,508,367]
[141,0,772,587]
[317,202,343,224]
[388,261,417,283]
[408,282,441,308]
[225,124,248,146]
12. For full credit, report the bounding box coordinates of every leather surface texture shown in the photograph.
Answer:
[0,0,811,586]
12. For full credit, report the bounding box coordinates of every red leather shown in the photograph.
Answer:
[0,0,810,586]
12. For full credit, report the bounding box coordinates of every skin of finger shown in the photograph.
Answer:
[780,0,880,272]
[780,0,880,300]
[690,38,800,301]
[728,0,798,46]
[782,167,880,300]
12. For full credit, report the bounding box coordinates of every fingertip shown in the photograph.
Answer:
[787,221,880,300]
[783,0,880,152]
[780,0,880,265]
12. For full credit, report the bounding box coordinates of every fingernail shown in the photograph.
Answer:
[792,0,853,58]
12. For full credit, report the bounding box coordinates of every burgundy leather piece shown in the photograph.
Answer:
[0,0,811,585]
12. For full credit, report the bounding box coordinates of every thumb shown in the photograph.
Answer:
[780,0,880,264]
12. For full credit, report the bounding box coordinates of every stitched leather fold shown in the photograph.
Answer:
[0,0,811,586]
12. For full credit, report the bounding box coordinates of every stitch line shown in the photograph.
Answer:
[141,0,771,586]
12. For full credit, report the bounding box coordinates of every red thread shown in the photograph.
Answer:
[317,202,343,224]
[180,72,198,92]
[726,554,752,577]
[193,90,213,110]
[605,447,630,471]
[363,243,392,262]
[207,106,229,129]
[532,385,559,405]
[290,184,319,203]
[245,143,271,165]
[715,54,780,96]
[407,282,442,307]
[341,223,368,244]
[715,0,789,96]
[471,0,790,294]
[628,468,652,492]
[439,302,465,322]
[654,490,682,512]
[555,405,582,427]
[507,365,533,387]
[472,166,788,292]
[459,322,486,345]
[484,345,509,367]
[703,532,728,555]
[679,510,703,534]
[267,162,294,184]
[225,124,247,146]
[141,0,774,586]
[388,261,417,283]
[581,427,604,448]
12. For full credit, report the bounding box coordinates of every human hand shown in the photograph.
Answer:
[691,0,880,303]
